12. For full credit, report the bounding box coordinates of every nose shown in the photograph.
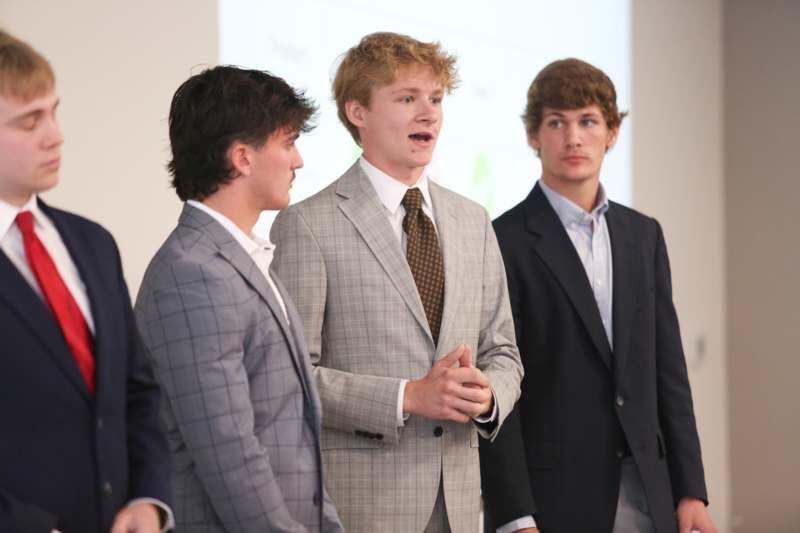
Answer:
[292,146,304,170]
[416,99,439,125]
[42,114,64,149]
[565,123,581,148]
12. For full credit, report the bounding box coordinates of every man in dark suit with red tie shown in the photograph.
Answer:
[0,30,171,533]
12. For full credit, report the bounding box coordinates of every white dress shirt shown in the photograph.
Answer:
[0,196,95,332]
[359,157,498,427]
[0,195,175,532]
[187,200,289,323]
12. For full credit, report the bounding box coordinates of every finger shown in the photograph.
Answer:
[448,396,489,418]
[450,383,492,404]
[436,346,466,368]
[440,406,471,423]
[110,513,129,533]
[457,344,473,367]
[449,367,491,388]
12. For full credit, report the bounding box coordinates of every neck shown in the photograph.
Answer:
[0,189,34,209]
[201,192,259,236]
[541,175,600,213]
[362,153,424,187]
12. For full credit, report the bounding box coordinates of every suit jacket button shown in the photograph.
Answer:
[375,433,383,440]
[313,492,320,506]
[616,395,625,407]
[616,450,625,459]
[102,481,113,496]
[433,426,444,437]
[96,417,104,430]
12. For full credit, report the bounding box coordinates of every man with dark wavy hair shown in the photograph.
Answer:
[480,58,717,533]
[135,65,343,533]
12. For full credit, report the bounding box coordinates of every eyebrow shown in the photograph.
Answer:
[389,87,443,95]
[11,99,60,123]
[544,110,602,119]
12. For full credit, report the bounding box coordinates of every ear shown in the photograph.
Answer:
[345,100,368,129]
[605,127,619,152]
[527,134,541,152]
[226,140,253,178]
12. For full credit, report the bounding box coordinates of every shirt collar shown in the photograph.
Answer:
[359,156,434,215]
[186,200,274,256]
[0,195,50,240]
[539,178,609,227]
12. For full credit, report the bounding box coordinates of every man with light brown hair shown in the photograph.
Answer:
[480,58,717,533]
[0,30,171,533]
[271,32,523,533]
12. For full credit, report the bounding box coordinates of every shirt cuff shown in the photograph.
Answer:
[397,379,410,426]
[497,515,536,533]
[128,498,175,532]
[473,388,499,423]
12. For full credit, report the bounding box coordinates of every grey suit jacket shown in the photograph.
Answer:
[270,163,523,533]
[135,204,343,533]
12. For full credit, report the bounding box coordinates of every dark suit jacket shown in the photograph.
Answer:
[0,200,170,533]
[480,184,708,533]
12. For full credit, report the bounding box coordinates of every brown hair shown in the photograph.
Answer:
[0,30,55,101]
[332,31,459,144]
[523,58,626,137]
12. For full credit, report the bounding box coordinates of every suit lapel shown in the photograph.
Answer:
[606,203,640,380]
[270,272,315,406]
[179,205,312,399]
[1,203,93,401]
[430,181,462,357]
[524,185,613,369]
[43,202,113,404]
[335,163,432,342]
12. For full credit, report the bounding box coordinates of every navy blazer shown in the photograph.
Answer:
[0,200,169,533]
[480,184,708,533]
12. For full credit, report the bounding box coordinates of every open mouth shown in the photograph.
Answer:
[409,132,433,143]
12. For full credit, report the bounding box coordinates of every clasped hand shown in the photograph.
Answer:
[404,344,493,422]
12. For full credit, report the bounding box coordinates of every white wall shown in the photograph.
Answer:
[725,1,800,530]
[2,0,218,294]
[633,1,730,530]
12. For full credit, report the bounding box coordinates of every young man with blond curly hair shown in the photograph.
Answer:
[271,32,523,533]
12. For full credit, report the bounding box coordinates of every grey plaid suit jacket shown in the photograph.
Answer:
[270,163,523,533]
[135,205,344,533]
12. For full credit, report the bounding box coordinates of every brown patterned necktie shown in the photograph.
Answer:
[402,188,445,344]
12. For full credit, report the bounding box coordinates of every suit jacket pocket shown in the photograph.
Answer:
[525,441,560,469]
[321,429,385,450]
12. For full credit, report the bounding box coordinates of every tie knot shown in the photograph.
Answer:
[15,211,35,235]
[402,188,424,214]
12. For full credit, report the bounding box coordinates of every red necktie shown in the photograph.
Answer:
[16,211,96,395]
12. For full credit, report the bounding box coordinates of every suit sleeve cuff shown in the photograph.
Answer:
[127,498,175,532]
[473,388,499,423]
[497,515,536,532]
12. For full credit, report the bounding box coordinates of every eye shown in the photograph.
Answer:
[547,119,562,129]
[581,118,599,127]
[431,96,443,105]
[399,95,414,104]
[18,115,38,131]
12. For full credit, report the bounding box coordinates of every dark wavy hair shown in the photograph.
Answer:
[522,58,627,137]
[167,66,317,201]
